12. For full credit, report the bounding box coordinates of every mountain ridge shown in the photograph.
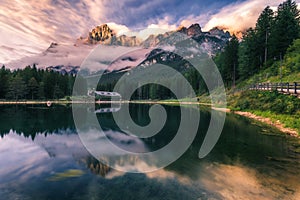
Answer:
[6,23,232,74]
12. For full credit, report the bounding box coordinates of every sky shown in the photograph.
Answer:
[0,0,299,65]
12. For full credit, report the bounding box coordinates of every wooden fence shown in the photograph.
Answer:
[249,82,300,97]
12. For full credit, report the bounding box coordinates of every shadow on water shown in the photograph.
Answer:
[0,104,76,139]
[0,104,300,199]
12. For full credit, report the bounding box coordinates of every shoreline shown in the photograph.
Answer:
[0,100,229,112]
[1,100,297,138]
[0,100,215,106]
[234,111,299,138]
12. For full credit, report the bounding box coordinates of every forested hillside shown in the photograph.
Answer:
[215,0,300,88]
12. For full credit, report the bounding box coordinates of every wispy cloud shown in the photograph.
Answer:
[0,0,99,64]
[203,0,295,33]
[1,0,299,65]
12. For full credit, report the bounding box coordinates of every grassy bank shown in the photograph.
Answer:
[228,90,300,135]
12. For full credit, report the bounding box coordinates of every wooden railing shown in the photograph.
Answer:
[249,82,300,96]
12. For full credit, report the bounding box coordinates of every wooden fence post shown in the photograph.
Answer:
[248,82,299,96]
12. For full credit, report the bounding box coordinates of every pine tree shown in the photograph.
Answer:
[270,0,300,60]
[6,75,27,101]
[28,77,39,100]
[0,66,10,99]
[255,6,274,68]
[53,84,63,99]
[42,72,55,99]
[38,81,45,99]
[238,28,260,80]
[216,35,239,87]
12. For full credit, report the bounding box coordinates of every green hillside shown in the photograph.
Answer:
[212,0,300,134]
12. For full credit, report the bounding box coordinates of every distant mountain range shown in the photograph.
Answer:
[83,23,231,49]
[7,23,232,75]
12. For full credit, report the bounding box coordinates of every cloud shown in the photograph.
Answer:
[0,0,101,64]
[147,16,177,31]
[179,14,211,28]
[0,0,231,65]
[107,23,130,36]
[126,16,178,40]
[203,0,292,33]
[2,0,299,65]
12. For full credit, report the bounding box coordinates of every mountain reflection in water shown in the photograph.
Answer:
[0,104,300,200]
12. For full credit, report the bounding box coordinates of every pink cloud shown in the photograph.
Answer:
[203,0,294,34]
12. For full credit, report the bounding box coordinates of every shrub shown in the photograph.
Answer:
[233,90,300,115]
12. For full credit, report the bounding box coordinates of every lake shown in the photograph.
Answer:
[0,104,300,200]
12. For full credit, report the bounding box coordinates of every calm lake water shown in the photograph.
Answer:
[0,104,300,200]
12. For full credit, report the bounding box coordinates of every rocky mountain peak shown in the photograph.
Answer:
[88,24,115,42]
[187,24,202,36]
[176,24,202,36]
[177,25,188,34]
[209,27,231,38]
[84,24,142,46]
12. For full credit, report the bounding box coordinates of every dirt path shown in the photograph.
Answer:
[234,111,299,138]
